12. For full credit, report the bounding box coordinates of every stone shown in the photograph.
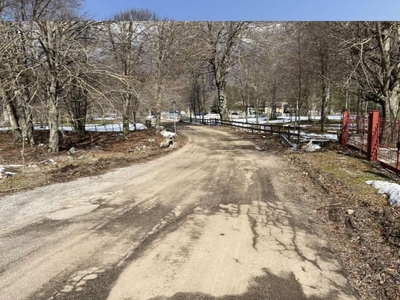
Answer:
[160,138,172,148]
[347,209,355,215]
[68,147,76,155]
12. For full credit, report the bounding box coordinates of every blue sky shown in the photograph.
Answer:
[82,0,400,21]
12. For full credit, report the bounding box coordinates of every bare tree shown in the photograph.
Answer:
[0,0,88,152]
[32,21,94,151]
[106,22,144,136]
[110,8,158,22]
[0,21,38,144]
[1,0,82,21]
[104,9,161,136]
[203,22,248,121]
[151,21,181,131]
[348,22,400,120]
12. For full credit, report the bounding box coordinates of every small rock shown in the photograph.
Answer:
[136,145,147,151]
[347,209,355,215]
[77,155,85,160]
[76,287,84,292]
[68,147,76,155]
[0,167,7,179]
[148,138,155,143]
[160,138,173,148]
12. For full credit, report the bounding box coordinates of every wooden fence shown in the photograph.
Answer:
[183,117,301,143]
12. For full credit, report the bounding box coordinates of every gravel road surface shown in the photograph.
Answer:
[0,125,358,300]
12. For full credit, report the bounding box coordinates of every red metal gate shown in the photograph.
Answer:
[341,109,400,173]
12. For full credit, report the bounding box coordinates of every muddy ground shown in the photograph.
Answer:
[1,122,399,299]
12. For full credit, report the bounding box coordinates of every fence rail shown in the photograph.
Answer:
[183,117,301,143]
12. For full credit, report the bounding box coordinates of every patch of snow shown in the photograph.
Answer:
[92,117,116,121]
[203,114,220,119]
[160,130,177,139]
[302,141,321,152]
[300,132,338,142]
[85,123,146,132]
[366,180,400,207]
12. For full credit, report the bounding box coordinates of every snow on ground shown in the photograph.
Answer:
[234,115,342,124]
[0,123,148,132]
[300,132,339,142]
[302,141,322,152]
[202,114,220,119]
[160,130,177,139]
[91,117,117,121]
[84,123,147,132]
[366,180,400,207]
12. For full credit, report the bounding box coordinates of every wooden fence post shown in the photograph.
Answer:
[341,109,349,146]
[367,110,380,161]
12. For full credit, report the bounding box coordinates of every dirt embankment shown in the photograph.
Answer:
[0,126,186,196]
[288,149,400,300]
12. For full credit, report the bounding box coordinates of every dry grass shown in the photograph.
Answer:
[0,126,186,196]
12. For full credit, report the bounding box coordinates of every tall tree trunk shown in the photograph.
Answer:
[381,87,400,143]
[320,84,330,132]
[3,93,22,141]
[133,111,137,131]
[48,78,59,152]
[155,76,162,132]
[216,82,228,120]
[271,82,277,120]
[255,97,260,125]
[385,86,400,121]
[122,94,130,137]
[68,81,88,136]
[17,92,35,145]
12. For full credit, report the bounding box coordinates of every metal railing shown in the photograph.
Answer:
[342,109,400,174]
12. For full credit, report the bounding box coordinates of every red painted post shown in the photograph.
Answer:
[341,109,349,146]
[367,110,380,161]
[397,123,400,170]
[396,139,400,170]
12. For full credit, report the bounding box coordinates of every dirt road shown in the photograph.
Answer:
[0,125,357,300]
